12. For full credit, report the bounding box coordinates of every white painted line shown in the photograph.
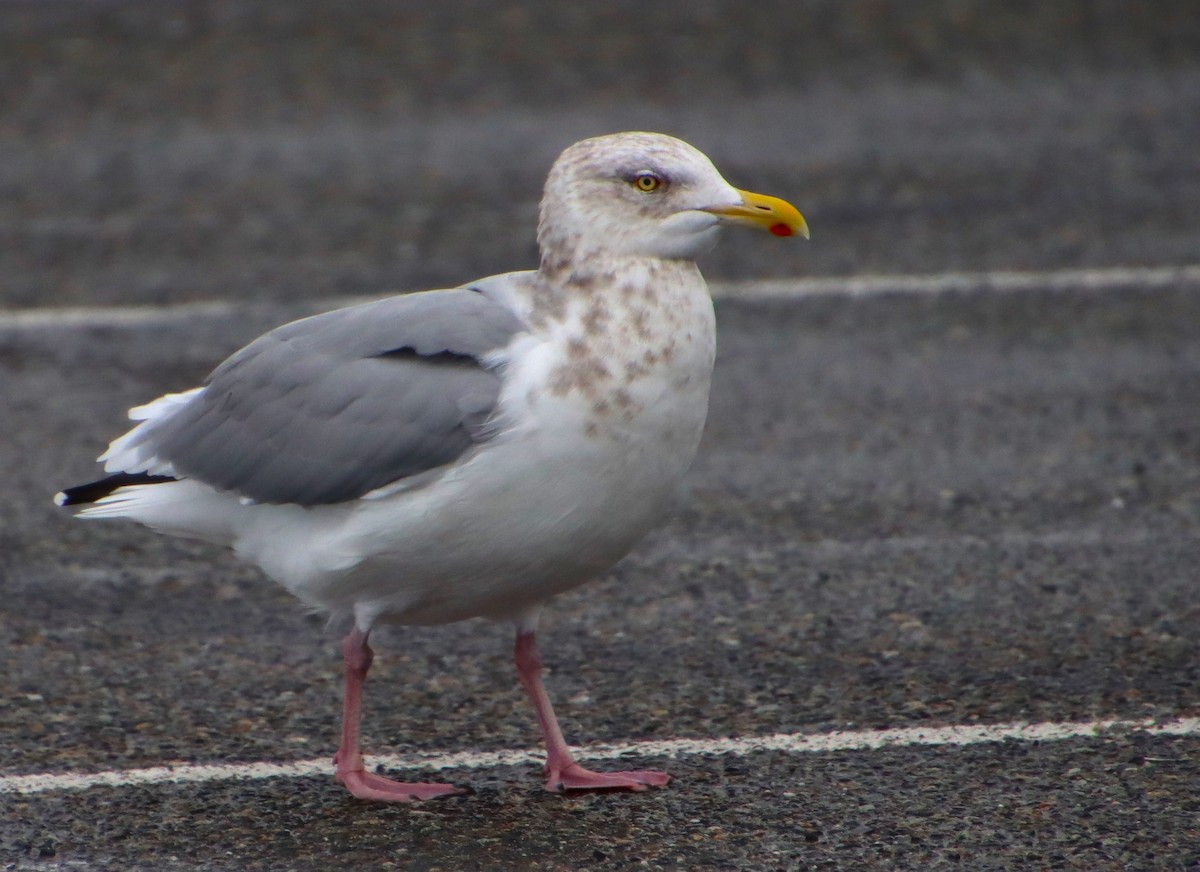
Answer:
[711,263,1200,300]
[0,299,243,331]
[3,716,1196,796]
[2,265,1197,332]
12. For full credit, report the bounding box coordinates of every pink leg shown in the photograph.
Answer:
[333,627,466,802]
[514,629,670,793]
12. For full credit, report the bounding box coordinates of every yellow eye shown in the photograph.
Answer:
[634,173,663,192]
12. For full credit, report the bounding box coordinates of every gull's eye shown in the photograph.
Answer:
[633,172,665,192]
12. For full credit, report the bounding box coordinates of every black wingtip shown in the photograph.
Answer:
[55,472,177,507]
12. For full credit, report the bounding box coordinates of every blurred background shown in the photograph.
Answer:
[3,6,1200,867]
[1,0,1196,309]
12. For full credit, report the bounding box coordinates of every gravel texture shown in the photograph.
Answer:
[2,2,1199,870]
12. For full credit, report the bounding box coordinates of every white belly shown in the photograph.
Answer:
[239,286,717,626]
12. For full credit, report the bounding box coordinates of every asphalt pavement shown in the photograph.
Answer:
[2,2,1200,870]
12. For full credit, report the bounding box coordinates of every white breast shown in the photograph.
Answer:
[247,261,718,627]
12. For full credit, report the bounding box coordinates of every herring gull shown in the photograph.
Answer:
[56,131,808,801]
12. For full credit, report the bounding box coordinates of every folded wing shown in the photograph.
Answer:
[106,287,525,506]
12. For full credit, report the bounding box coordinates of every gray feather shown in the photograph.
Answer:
[144,288,525,505]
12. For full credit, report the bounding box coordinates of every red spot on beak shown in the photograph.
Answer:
[769,223,793,237]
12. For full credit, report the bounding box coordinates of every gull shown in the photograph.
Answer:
[56,131,808,801]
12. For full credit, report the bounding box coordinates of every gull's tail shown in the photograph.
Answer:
[55,472,177,508]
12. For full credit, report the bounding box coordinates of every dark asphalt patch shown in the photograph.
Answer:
[4,736,1198,871]
[2,278,1199,868]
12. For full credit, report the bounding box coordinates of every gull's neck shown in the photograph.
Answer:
[527,251,706,332]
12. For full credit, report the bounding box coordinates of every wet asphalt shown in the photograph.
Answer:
[3,2,1200,870]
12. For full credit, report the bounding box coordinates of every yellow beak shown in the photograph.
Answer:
[702,189,810,239]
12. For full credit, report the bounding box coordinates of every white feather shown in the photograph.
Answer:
[99,387,205,476]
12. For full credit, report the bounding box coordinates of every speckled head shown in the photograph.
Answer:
[537,132,807,268]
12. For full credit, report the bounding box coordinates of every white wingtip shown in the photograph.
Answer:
[99,387,204,474]
[53,491,68,507]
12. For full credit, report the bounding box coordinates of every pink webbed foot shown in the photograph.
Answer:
[514,628,671,795]
[333,629,468,803]
[544,761,670,793]
[334,752,468,803]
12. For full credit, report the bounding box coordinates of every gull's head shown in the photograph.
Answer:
[538,131,808,266]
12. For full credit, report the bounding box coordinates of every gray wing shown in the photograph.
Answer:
[143,288,525,505]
